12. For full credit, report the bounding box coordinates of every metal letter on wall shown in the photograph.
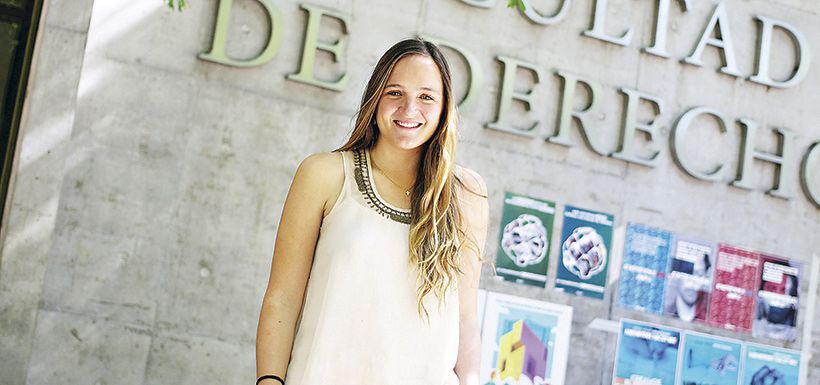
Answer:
[459,0,496,8]
[731,119,797,199]
[420,35,483,112]
[485,56,544,137]
[199,0,284,67]
[683,1,741,77]
[519,0,571,26]
[749,15,812,88]
[287,4,351,91]
[548,71,608,156]
[644,0,690,58]
[801,142,820,208]
[671,106,731,182]
[582,0,633,46]
[611,88,664,167]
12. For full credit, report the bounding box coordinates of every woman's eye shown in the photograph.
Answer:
[420,94,434,101]
[386,90,401,96]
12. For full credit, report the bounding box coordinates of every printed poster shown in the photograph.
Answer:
[495,192,556,287]
[480,292,573,385]
[554,205,614,300]
[663,236,716,323]
[741,345,800,385]
[617,223,673,314]
[677,332,742,385]
[707,245,760,332]
[613,320,681,385]
[753,255,801,342]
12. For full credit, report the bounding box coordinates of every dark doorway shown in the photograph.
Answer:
[0,0,43,230]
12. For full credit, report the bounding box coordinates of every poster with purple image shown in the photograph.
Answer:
[480,292,573,385]
[663,236,716,323]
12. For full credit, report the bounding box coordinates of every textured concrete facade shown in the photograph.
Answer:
[0,0,818,384]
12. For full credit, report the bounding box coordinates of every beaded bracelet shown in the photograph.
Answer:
[256,375,284,385]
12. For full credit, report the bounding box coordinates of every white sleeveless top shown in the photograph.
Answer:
[285,149,460,385]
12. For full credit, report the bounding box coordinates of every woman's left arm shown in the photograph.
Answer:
[453,167,489,385]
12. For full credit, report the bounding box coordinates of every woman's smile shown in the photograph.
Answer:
[393,119,423,129]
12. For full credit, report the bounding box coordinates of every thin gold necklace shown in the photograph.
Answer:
[370,152,413,197]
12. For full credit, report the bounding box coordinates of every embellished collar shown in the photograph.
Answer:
[352,149,412,225]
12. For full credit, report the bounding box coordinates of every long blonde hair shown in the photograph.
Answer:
[336,38,467,318]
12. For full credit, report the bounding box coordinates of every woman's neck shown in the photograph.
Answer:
[370,141,420,185]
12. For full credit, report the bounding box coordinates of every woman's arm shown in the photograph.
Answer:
[453,166,489,385]
[255,152,344,382]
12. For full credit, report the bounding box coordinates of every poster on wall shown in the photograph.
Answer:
[617,223,672,314]
[554,205,614,300]
[753,255,801,341]
[741,345,800,385]
[494,192,556,287]
[707,245,760,332]
[613,320,681,385]
[663,236,716,323]
[480,292,573,385]
[677,332,742,385]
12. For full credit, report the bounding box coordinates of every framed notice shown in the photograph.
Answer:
[753,255,801,341]
[480,292,573,385]
[495,192,556,287]
[613,320,681,385]
[677,332,742,385]
[617,223,672,314]
[707,245,760,332]
[554,205,614,300]
[663,236,716,323]
[741,345,800,385]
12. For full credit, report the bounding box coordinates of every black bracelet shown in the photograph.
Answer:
[256,375,284,385]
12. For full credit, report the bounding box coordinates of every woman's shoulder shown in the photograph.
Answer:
[299,151,344,171]
[294,151,345,206]
[453,164,488,200]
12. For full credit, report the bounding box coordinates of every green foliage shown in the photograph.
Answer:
[507,0,525,12]
[167,0,186,11]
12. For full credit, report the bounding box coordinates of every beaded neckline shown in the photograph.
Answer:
[353,149,412,225]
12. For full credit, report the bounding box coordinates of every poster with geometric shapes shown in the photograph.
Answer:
[613,320,681,385]
[741,345,800,385]
[677,332,742,385]
[495,192,556,287]
[480,292,573,385]
[663,236,716,323]
[617,223,673,314]
[753,254,801,341]
[554,205,614,300]
[707,245,760,332]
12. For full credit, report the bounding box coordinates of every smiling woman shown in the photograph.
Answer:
[255,38,490,385]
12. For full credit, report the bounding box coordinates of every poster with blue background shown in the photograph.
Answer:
[613,320,681,385]
[617,223,672,314]
[677,332,741,385]
[554,205,614,300]
[741,345,800,385]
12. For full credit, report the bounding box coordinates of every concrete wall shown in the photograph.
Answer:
[0,0,818,384]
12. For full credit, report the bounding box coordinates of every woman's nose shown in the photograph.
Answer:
[400,98,420,114]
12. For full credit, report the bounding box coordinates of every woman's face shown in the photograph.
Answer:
[375,54,444,150]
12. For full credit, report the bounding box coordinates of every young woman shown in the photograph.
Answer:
[255,38,489,385]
